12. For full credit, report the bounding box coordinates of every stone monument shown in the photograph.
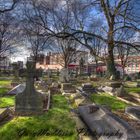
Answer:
[15,60,45,115]
[59,68,70,83]
[47,69,52,85]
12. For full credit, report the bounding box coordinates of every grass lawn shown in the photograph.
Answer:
[0,87,9,96]
[0,95,77,140]
[91,93,129,111]
[0,80,11,87]
[125,87,140,94]
[0,96,15,108]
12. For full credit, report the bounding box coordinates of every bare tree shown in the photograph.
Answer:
[56,0,140,79]
[54,38,78,68]
[0,0,19,13]
[22,0,140,80]
[0,12,19,58]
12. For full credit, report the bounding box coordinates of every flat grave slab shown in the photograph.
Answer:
[78,104,140,140]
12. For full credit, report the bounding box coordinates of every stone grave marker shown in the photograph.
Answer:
[78,104,140,140]
[50,82,60,94]
[78,83,95,98]
[15,60,46,115]
[7,84,25,95]
[61,83,76,94]
[59,68,70,83]
[82,83,95,93]
[47,69,52,85]
[125,106,140,121]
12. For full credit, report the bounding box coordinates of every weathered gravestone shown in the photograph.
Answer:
[125,106,140,121]
[59,68,70,83]
[61,83,76,94]
[11,63,20,87]
[0,108,14,124]
[81,83,95,93]
[78,83,95,98]
[7,84,25,95]
[50,82,60,94]
[136,81,140,87]
[15,60,46,115]
[78,104,140,140]
[47,69,52,85]
[100,81,123,96]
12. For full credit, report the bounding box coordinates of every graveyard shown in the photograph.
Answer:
[0,0,140,140]
[0,63,140,140]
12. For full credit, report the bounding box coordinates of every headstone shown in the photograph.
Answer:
[15,60,45,115]
[115,85,126,97]
[125,106,140,121]
[0,108,14,123]
[61,83,76,93]
[47,69,52,85]
[78,104,140,140]
[59,68,70,83]
[50,82,60,94]
[81,83,95,93]
[7,84,25,95]
[136,81,140,87]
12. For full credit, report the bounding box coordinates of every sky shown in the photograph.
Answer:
[2,0,140,63]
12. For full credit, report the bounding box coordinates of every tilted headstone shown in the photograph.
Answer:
[15,60,45,115]
[125,106,140,121]
[7,84,25,95]
[115,85,126,97]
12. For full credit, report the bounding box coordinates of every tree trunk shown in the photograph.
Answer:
[107,24,118,80]
[95,57,98,75]
[107,47,117,79]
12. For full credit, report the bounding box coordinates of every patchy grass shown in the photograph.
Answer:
[91,93,129,111]
[0,80,11,87]
[0,87,9,96]
[0,95,77,140]
[0,96,15,108]
[125,87,140,94]
[124,81,137,87]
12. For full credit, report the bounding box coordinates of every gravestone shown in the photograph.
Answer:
[59,68,70,83]
[136,81,140,87]
[82,83,95,93]
[100,81,123,96]
[50,82,60,94]
[61,83,76,94]
[125,106,140,121]
[114,85,126,97]
[78,104,140,140]
[15,60,45,115]
[47,69,52,85]
[7,84,25,95]
[0,108,14,123]
[11,63,20,87]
